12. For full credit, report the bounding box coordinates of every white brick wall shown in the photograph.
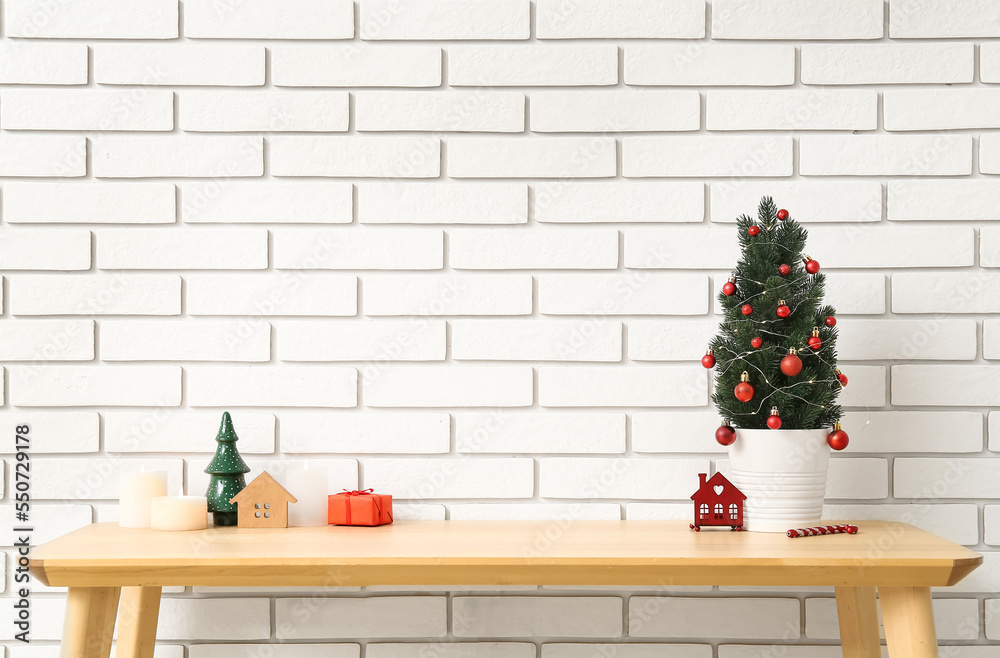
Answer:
[2,0,999,654]
[799,135,973,176]
[705,90,877,131]
[983,43,1000,83]
[982,133,1000,174]
[94,43,265,86]
[101,320,271,362]
[97,228,268,270]
[1,89,174,131]
[6,182,177,224]
[358,183,527,224]
[179,91,350,132]
[0,42,88,84]
[451,319,622,362]
[272,45,442,87]
[0,134,85,177]
[449,45,617,86]
[453,597,623,637]
[629,596,799,639]
[181,181,352,224]
[0,229,91,270]
[184,0,353,40]
[276,596,447,639]
[271,136,439,177]
[531,90,699,133]
[536,0,704,39]
[274,228,443,270]
[356,91,524,132]
[624,135,793,177]
[450,137,617,178]
[4,0,178,39]
[801,43,974,84]
[712,0,882,40]
[93,135,264,178]
[625,44,794,86]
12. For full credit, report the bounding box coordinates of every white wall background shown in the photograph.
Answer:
[0,0,999,654]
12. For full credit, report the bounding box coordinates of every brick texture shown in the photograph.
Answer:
[1,1,997,653]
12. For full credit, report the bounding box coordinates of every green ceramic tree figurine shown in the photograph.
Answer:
[204,411,251,526]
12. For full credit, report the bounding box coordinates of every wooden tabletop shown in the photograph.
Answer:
[31,520,981,588]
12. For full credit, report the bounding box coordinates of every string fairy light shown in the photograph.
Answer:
[706,208,846,428]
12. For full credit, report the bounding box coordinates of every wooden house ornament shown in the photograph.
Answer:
[229,471,298,528]
[689,472,745,532]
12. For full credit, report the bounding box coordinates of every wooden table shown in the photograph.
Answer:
[31,520,981,658]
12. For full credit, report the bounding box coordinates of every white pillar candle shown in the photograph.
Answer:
[286,467,328,527]
[150,496,208,531]
[118,471,168,528]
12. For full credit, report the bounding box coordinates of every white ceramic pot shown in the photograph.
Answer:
[728,428,831,533]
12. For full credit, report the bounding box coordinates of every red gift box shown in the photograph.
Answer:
[328,489,393,526]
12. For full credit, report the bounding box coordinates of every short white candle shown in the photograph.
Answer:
[286,466,328,527]
[118,471,168,528]
[150,495,208,531]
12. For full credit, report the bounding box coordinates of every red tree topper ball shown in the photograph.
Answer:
[804,256,820,274]
[808,327,822,350]
[741,304,753,316]
[776,300,790,318]
[751,337,763,349]
[722,280,736,296]
[778,264,791,276]
[828,423,849,451]
[715,423,736,446]
[766,407,782,430]
[734,371,754,402]
[825,315,837,327]
[780,349,802,377]
[748,225,760,236]
[777,209,789,220]
[702,350,716,369]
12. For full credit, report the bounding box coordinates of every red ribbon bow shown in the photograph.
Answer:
[342,489,374,496]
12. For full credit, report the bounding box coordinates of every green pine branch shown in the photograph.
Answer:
[710,197,842,430]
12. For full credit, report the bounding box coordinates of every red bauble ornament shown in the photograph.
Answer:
[778,264,791,276]
[837,369,848,387]
[766,407,782,430]
[741,304,753,316]
[777,209,789,220]
[702,350,716,369]
[776,300,790,318]
[804,256,820,274]
[715,424,736,446]
[748,225,760,236]
[808,326,822,350]
[825,315,837,327]
[722,280,736,296]
[780,349,802,377]
[828,423,849,451]
[734,371,754,402]
[751,337,763,349]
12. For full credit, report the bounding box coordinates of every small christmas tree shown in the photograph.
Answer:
[705,197,848,445]
[205,411,251,526]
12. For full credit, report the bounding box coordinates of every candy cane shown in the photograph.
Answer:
[786,524,858,538]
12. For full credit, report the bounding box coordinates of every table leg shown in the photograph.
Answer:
[116,586,163,658]
[60,587,121,658]
[879,586,938,657]
[835,586,881,658]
